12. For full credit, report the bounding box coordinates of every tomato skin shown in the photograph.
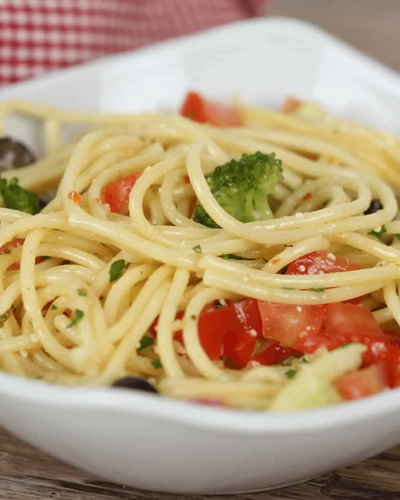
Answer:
[0,238,25,255]
[324,303,382,337]
[223,329,257,367]
[286,251,359,276]
[286,251,361,303]
[102,172,142,214]
[180,92,242,127]
[247,343,302,368]
[257,301,325,347]
[335,364,389,401]
[382,331,400,349]
[0,238,45,271]
[150,299,262,363]
[198,298,262,362]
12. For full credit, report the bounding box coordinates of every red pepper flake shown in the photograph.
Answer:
[271,258,281,265]
[68,191,82,204]
[303,192,312,201]
[184,175,190,184]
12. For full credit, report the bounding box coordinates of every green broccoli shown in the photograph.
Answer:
[0,177,40,215]
[193,151,283,227]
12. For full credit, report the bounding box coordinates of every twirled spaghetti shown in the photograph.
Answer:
[0,93,399,411]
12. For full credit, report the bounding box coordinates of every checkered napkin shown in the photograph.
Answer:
[0,0,265,86]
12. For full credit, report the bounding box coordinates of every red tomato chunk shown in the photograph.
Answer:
[180,92,242,127]
[286,250,359,275]
[335,364,389,401]
[247,343,302,368]
[257,301,325,347]
[102,172,142,214]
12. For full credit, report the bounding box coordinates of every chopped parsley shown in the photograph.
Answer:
[152,359,162,368]
[50,304,58,311]
[285,369,297,379]
[395,234,400,241]
[282,182,294,192]
[369,225,387,241]
[309,287,325,292]
[300,356,309,364]
[193,244,202,254]
[109,259,125,282]
[77,289,87,296]
[220,254,253,260]
[43,256,51,261]
[0,178,40,215]
[67,309,84,328]
[138,336,154,351]
[0,309,11,328]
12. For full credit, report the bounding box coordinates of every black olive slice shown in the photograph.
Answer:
[0,137,36,171]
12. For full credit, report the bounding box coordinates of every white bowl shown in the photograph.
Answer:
[1,17,400,494]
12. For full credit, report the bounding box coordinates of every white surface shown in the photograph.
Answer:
[0,17,400,494]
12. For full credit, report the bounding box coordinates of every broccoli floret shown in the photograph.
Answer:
[0,177,40,215]
[193,151,283,227]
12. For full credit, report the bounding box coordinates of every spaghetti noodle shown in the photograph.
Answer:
[0,93,399,411]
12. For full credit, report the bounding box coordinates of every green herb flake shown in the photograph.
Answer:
[138,336,154,351]
[77,289,87,296]
[369,225,387,241]
[0,178,40,215]
[300,356,309,364]
[282,182,294,193]
[262,257,269,263]
[309,287,325,292]
[109,259,125,282]
[43,256,51,261]
[0,309,11,328]
[193,244,202,254]
[283,287,295,290]
[50,304,58,311]
[220,253,253,261]
[395,234,400,241]
[285,369,297,379]
[67,309,84,328]
[152,359,162,369]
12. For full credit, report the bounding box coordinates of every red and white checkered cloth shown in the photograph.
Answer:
[0,0,266,86]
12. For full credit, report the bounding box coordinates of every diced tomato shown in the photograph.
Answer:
[198,298,262,362]
[282,97,302,113]
[223,329,257,367]
[150,299,262,363]
[257,301,325,347]
[286,251,359,276]
[247,343,302,368]
[286,251,361,304]
[335,364,389,401]
[102,172,142,214]
[0,238,45,271]
[382,331,400,349]
[180,92,242,127]
[0,238,25,255]
[324,303,382,337]
[295,325,400,388]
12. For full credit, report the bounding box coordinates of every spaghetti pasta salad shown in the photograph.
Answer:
[0,92,399,411]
